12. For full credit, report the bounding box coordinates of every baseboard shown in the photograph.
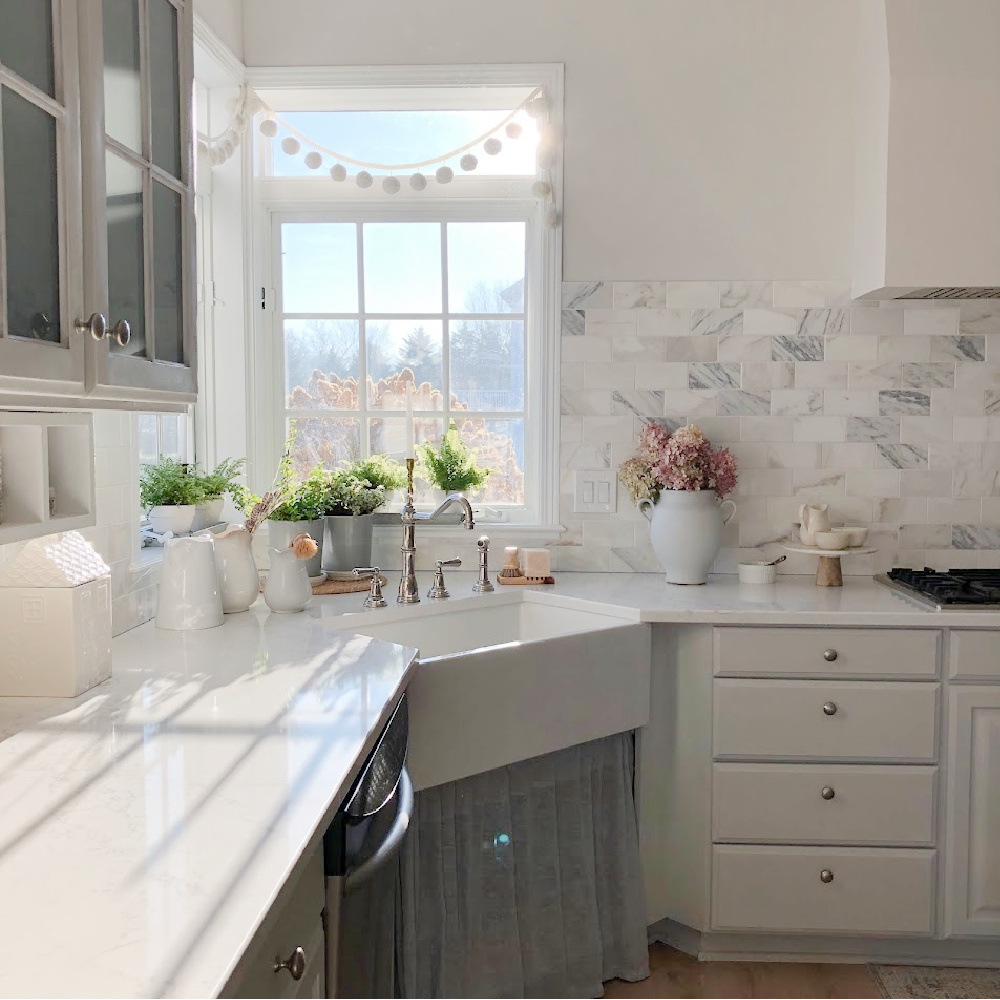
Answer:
[648,919,1000,968]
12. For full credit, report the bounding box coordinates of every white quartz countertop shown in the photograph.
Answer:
[0,606,417,999]
[0,570,995,999]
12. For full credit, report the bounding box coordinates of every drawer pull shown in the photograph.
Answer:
[823,648,838,662]
[822,701,838,716]
[274,946,306,981]
[820,869,834,883]
[821,785,836,800]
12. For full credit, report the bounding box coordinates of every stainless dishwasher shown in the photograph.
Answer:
[324,693,412,998]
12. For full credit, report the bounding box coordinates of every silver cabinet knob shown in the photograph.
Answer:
[821,786,836,800]
[111,318,131,347]
[75,312,107,341]
[820,869,834,883]
[274,946,306,981]
[823,648,838,662]
[822,701,838,716]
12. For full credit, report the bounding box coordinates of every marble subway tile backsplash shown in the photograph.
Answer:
[556,280,1000,574]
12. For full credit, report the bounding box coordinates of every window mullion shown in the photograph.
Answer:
[356,220,368,459]
[0,89,7,340]
[440,221,450,435]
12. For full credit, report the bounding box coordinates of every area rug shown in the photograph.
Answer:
[872,964,1000,999]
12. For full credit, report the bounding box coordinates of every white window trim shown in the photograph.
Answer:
[247,63,563,528]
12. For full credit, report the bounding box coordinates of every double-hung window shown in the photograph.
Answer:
[252,67,562,524]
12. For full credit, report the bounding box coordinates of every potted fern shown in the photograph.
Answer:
[320,456,406,573]
[140,458,206,534]
[192,457,246,530]
[267,465,331,578]
[419,420,490,502]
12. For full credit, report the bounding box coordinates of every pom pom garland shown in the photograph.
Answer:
[304,150,323,169]
[259,118,278,138]
[409,171,427,191]
[483,137,502,156]
[381,175,401,194]
[356,170,373,188]
[459,153,478,172]
[505,121,523,139]
[280,136,301,155]
[329,163,347,181]
[531,180,552,198]
[435,166,454,184]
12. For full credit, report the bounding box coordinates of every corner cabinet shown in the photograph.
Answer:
[0,0,196,407]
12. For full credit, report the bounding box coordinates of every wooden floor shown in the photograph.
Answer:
[603,943,883,999]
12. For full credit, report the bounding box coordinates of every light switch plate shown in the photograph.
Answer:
[573,470,617,513]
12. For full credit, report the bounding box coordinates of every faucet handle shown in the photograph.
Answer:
[353,566,387,609]
[428,558,461,600]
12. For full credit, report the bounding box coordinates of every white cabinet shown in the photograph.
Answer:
[0,0,196,406]
[946,686,1000,937]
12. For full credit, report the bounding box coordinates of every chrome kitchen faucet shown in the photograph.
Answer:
[398,458,474,604]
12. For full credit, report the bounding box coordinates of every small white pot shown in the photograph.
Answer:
[148,504,196,534]
[191,496,226,531]
[639,489,736,585]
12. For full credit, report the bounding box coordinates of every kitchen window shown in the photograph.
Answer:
[251,66,562,524]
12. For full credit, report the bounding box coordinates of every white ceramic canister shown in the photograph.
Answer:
[155,535,224,630]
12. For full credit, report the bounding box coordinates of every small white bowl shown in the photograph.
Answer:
[837,525,868,547]
[738,561,778,584]
[814,530,849,551]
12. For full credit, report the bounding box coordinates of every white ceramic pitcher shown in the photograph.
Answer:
[798,503,832,546]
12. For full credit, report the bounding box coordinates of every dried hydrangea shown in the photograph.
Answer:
[618,456,658,506]
[637,422,671,466]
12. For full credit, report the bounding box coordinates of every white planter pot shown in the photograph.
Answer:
[268,519,324,578]
[191,496,226,531]
[148,504,196,535]
[639,489,736,585]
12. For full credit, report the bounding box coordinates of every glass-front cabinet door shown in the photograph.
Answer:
[0,0,85,391]
[80,0,196,401]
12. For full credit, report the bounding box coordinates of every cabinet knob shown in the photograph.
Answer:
[274,946,306,981]
[821,786,836,800]
[75,313,107,341]
[823,648,838,662]
[111,319,131,348]
[820,869,834,884]
[822,701,838,716]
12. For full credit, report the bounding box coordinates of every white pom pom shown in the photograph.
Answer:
[435,166,454,184]
[409,172,427,191]
[247,93,263,114]
[218,138,235,159]
[280,136,301,155]
[259,118,278,138]
[531,180,552,198]
[224,129,240,147]
[459,153,478,172]
[483,137,502,156]
[329,163,347,182]
[526,95,548,119]
[197,138,209,156]
[505,121,523,139]
[356,170,373,188]
[208,147,224,167]
[233,112,248,132]
[382,175,401,194]
[543,204,559,229]
[304,150,323,169]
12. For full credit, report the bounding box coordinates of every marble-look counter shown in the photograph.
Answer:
[0,608,416,999]
[0,570,996,998]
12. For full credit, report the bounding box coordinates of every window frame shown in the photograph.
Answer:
[248,64,563,528]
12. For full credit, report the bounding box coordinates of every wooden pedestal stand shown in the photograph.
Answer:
[782,544,878,587]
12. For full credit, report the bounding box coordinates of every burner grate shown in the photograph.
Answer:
[887,567,1000,606]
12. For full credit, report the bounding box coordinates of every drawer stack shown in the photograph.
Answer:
[710,627,941,936]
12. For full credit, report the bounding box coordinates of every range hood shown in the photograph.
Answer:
[852,0,1000,300]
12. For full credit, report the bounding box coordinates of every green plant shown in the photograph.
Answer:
[139,457,206,508]
[419,421,490,492]
[268,465,331,522]
[197,457,247,499]
[322,456,405,516]
[347,455,407,492]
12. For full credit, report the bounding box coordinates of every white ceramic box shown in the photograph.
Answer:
[0,577,112,697]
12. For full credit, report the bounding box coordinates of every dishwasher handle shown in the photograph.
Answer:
[343,766,414,893]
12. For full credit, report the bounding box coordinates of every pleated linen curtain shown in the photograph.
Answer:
[397,732,649,998]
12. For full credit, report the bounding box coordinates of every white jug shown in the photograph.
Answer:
[155,536,224,630]
[799,503,832,547]
[264,546,313,613]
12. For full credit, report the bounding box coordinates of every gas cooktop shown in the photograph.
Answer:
[877,568,1000,610]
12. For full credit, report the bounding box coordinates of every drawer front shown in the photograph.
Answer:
[949,630,1000,680]
[712,763,937,845]
[713,679,939,761]
[715,627,940,679]
[712,845,935,934]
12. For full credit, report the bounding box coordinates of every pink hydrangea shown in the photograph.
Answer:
[637,422,671,465]
[623,422,738,501]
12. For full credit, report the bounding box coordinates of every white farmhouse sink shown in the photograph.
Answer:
[343,600,651,790]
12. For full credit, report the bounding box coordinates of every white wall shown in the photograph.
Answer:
[241,0,861,281]
[193,0,243,62]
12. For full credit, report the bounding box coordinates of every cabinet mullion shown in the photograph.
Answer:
[0,91,6,340]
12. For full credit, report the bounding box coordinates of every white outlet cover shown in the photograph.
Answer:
[574,470,617,513]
